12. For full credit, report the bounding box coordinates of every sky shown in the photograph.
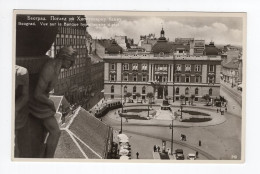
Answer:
[86,15,243,46]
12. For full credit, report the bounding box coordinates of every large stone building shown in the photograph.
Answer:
[47,25,91,104]
[103,28,222,102]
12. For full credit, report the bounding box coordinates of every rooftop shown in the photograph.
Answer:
[222,59,239,69]
[49,95,70,112]
[54,107,112,159]
[90,54,103,64]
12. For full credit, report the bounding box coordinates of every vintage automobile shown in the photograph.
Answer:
[187,153,196,160]
[175,149,184,160]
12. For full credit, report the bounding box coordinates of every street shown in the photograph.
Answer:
[101,83,242,160]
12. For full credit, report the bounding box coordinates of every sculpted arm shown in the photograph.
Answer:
[15,69,29,113]
[34,62,55,111]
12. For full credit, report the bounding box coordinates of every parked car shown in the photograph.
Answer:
[175,149,184,160]
[187,153,196,160]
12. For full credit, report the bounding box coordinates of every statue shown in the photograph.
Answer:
[15,65,30,157]
[29,46,77,158]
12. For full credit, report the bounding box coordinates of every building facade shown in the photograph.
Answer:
[47,26,91,104]
[103,29,222,103]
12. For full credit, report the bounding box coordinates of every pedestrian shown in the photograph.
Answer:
[225,107,227,112]
[168,148,171,155]
[136,152,139,159]
[196,151,199,158]
[157,146,160,152]
[217,108,219,113]
[199,140,202,146]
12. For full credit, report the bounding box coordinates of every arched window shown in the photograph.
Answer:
[142,86,146,94]
[111,85,114,93]
[195,88,199,95]
[133,86,136,93]
[185,87,189,95]
[159,52,164,57]
[176,87,179,95]
[209,88,212,96]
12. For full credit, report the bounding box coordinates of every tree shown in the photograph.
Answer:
[136,92,141,103]
[125,92,132,102]
[190,94,195,105]
[202,94,211,105]
[180,94,185,105]
[146,92,154,104]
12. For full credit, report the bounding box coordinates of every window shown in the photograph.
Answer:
[163,65,167,71]
[142,75,147,82]
[209,65,214,72]
[195,65,201,72]
[142,86,146,94]
[123,74,128,81]
[176,64,182,72]
[208,76,215,83]
[176,76,180,82]
[195,76,200,83]
[162,76,167,82]
[111,95,114,99]
[176,87,179,95]
[209,88,212,96]
[133,86,136,93]
[142,64,148,71]
[133,74,137,82]
[111,63,115,70]
[195,97,198,101]
[123,63,129,70]
[124,86,127,93]
[132,63,138,70]
[185,76,190,83]
[111,86,114,93]
[185,87,189,95]
[159,52,164,57]
[185,64,191,72]
[195,88,199,95]
[110,74,116,81]
[176,97,179,101]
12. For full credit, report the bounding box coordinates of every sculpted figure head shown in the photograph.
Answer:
[56,46,77,69]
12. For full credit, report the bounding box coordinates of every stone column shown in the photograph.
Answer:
[104,63,109,81]
[116,63,122,82]
[202,64,207,83]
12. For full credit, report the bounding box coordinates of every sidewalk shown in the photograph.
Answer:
[221,80,242,97]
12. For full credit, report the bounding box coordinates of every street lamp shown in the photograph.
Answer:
[172,53,175,102]
[169,118,174,155]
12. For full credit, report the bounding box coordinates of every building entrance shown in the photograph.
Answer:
[158,87,164,99]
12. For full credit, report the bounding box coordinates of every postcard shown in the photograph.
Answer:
[13,10,246,163]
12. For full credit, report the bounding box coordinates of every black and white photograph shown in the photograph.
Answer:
[13,10,246,162]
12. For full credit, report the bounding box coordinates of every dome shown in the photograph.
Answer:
[152,42,174,53]
[105,41,123,54]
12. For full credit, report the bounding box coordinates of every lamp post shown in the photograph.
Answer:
[172,53,175,102]
[169,118,174,155]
